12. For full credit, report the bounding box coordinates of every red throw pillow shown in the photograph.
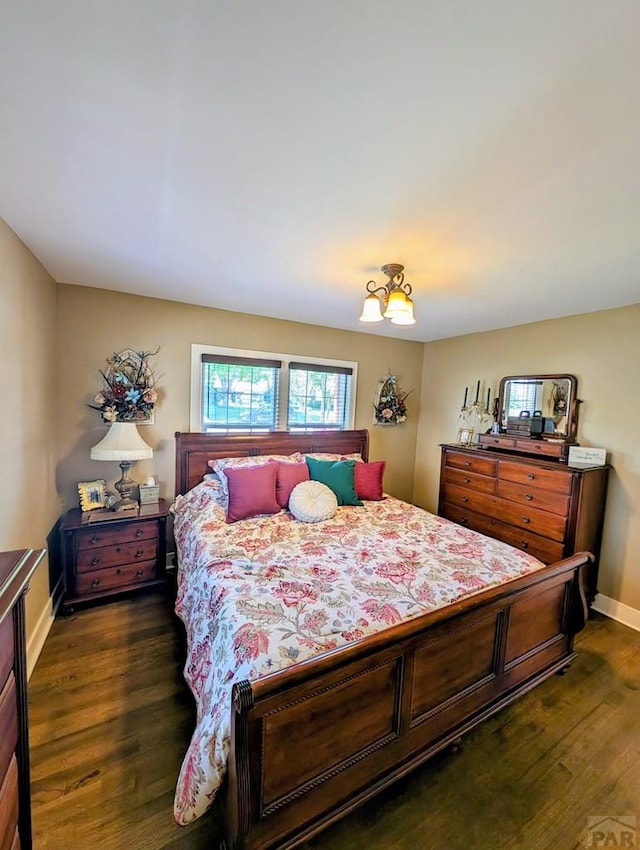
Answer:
[225,464,281,523]
[270,461,310,508]
[354,460,386,501]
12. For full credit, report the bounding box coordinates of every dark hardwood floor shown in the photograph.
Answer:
[29,589,640,850]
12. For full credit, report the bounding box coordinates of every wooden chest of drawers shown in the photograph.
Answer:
[60,501,168,611]
[438,445,609,602]
[0,548,46,850]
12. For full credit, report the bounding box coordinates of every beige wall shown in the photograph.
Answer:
[56,285,424,512]
[0,219,59,670]
[414,304,640,611]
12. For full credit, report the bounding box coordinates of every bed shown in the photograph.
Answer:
[173,429,590,850]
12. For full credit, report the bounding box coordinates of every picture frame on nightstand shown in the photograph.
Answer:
[77,479,107,512]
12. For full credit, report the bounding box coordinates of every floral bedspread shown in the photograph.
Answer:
[171,478,544,824]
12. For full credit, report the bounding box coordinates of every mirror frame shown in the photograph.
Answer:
[497,374,579,442]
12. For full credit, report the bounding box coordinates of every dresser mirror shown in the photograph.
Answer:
[498,374,579,442]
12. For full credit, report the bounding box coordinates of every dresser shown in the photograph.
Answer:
[438,445,609,602]
[0,548,45,850]
[60,500,168,612]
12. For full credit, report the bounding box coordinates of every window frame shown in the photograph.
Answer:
[190,344,358,433]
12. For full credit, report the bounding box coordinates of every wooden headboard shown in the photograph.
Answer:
[174,430,370,495]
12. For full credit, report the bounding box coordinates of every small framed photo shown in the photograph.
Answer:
[78,479,107,512]
[456,427,475,446]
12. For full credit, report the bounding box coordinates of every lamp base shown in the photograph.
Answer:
[113,497,139,512]
[113,460,139,511]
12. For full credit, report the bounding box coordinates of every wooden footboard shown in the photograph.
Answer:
[224,552,590,850]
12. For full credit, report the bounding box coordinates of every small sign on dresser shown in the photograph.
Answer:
[568,446,607,466]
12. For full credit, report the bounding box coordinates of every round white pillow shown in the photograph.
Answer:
[288,480,338,523]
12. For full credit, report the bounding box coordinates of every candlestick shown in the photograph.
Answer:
[463,386,468,407]
[486,387,491,412]
[474,380,480,404]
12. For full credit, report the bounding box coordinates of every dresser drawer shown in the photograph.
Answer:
[76,520,159,551]
[442,484,566,542]
[497,480,570,517]
[76,539,158,573]
[444,451,497,477]
[0,755,19,850]
[514,439,564,457]
[494,497,567,542]
[442,503,565,564]
[498,461,572,494]
[0,675,17,783]
[444,466,496,494]
[75,561,157,596]
[0,617,13,690]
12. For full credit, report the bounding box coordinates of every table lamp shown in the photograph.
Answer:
[90,422,153,511]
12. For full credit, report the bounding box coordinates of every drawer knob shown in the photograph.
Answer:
[460,516,468,524]
[91,557,100,565]
[525,493,533,501]
[135,549,144,558]
[135,569,144,578]
[522,516,531,524]
[463,477,471,484]
[462,497,469,503]
[527,473,535,480]
[135,529,144,537]
[521,541,529,549]
[116,568,121,574]
[91,579,100,588]
[464,461,472,467]
[90,536,99,544]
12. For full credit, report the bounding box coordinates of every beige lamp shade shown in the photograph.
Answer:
[390,295,416,325]
[90,422,153,461]
[359,293,384,323]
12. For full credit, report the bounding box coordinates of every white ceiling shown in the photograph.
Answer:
[1,1,639,342]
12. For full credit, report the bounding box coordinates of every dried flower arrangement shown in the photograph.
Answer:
[373,372,412,425]
[89,348,159,423]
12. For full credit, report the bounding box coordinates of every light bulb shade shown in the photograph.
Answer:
[359,293,384,323]
[382,288,410,318]
[90,421,153,461]
[390,296,416,325]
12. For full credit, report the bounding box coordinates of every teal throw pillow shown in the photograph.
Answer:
[305,457,363,507]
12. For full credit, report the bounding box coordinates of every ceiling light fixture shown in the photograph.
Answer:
[359,264,416,326]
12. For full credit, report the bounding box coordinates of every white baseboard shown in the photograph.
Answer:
[26,577,63,679]
[592,593,640,633]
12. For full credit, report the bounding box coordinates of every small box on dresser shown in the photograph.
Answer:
[60,499,169,612]
[438,444,610,604]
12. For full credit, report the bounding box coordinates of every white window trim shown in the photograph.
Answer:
[190,344,358,432]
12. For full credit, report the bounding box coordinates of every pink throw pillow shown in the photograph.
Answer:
[225,464,281,523]
[354,461,386,501]
[270,461,310,509]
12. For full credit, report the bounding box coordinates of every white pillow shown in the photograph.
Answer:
[288,480,338,523]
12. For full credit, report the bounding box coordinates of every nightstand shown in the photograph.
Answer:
[60,499,168,612]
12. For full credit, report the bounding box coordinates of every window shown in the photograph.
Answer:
[201,354,281,432]
[191,345,357,433]
[288,362,353,430]
[506,380,542,416]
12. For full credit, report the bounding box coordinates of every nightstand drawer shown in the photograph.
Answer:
[76,539,158,573]
[75,561,157,595]
[0,617,13,691]
[76,520,159,551]
[0,674,17,783]
[0,755,19,850]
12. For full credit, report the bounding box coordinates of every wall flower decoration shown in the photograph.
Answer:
[373,372,412,425]
[89,348,160,423]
